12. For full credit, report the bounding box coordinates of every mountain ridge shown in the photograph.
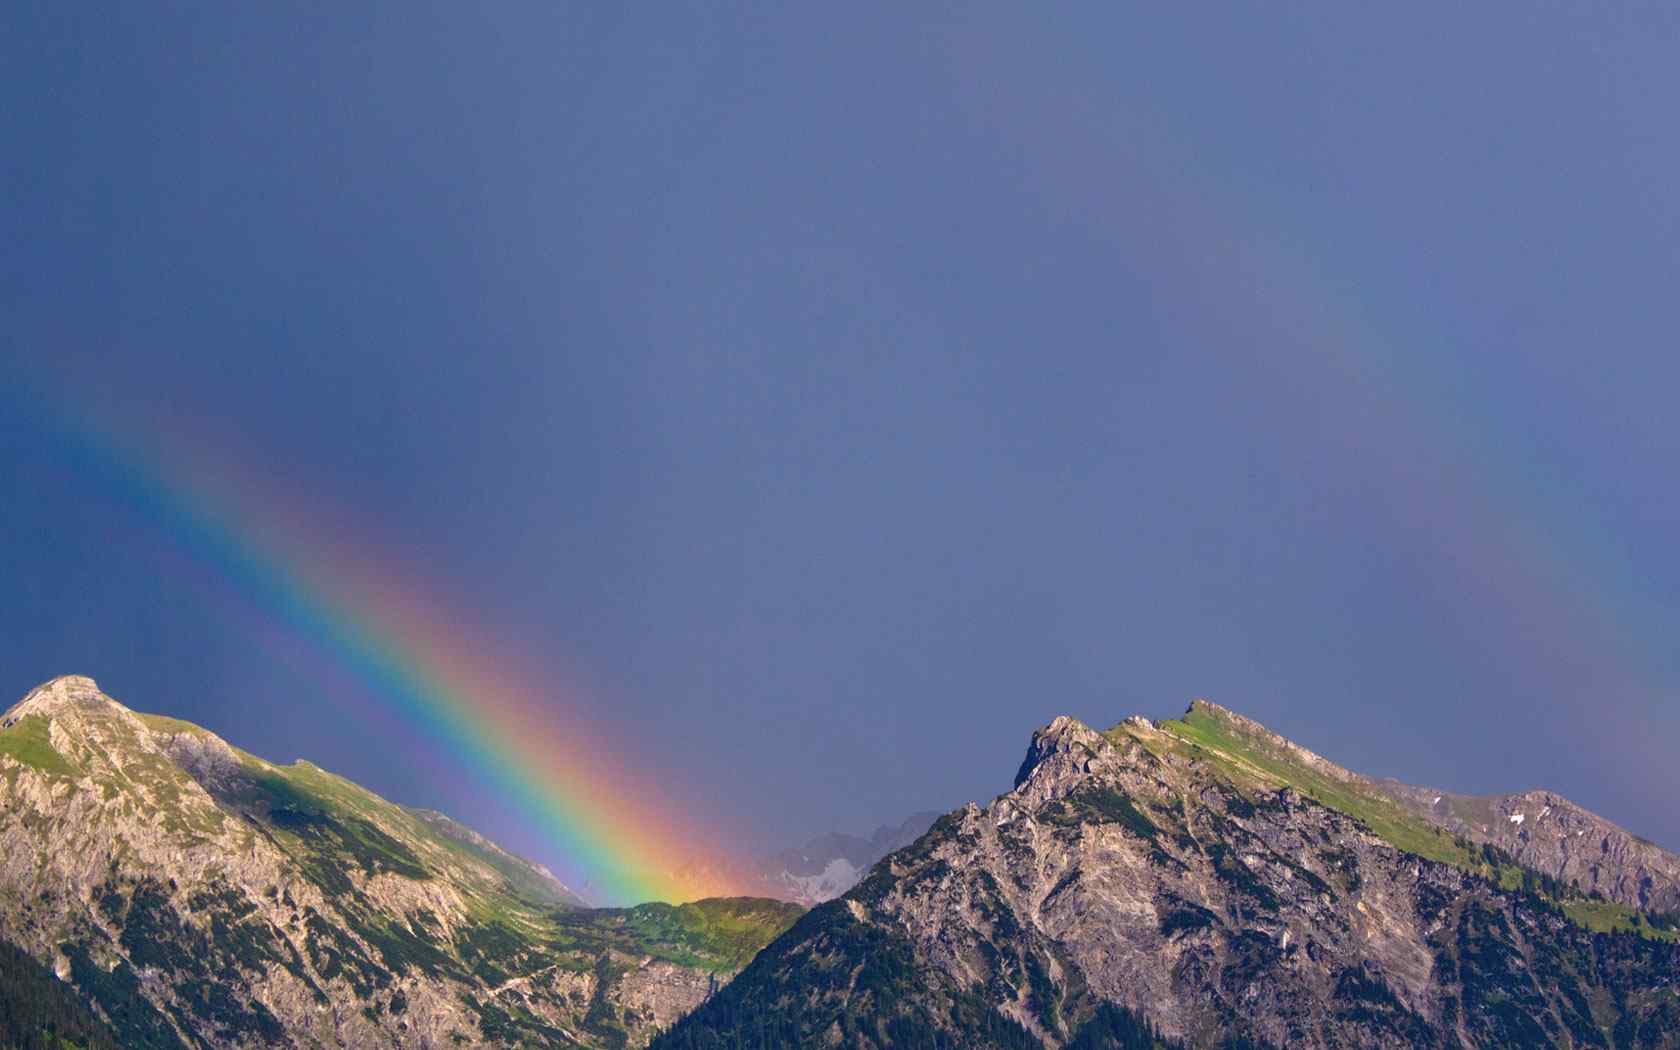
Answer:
[0,675,802,1049]
[1163,698,1680,913]
[8,677,1678,1048]
[656,701,1680,1049]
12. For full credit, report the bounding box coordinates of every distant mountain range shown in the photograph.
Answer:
[677,811,941,907]
[5,678,1679,1048]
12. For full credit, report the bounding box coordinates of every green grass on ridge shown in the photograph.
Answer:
[1146,707,1475,869]
[133,712,210,738]
[1133,705,1677,944]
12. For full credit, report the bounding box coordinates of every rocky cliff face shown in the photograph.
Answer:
[656,704,1680,1049]
[1152,704,1680,914]
[1159,701,1680,915]
[0,676,802,1049]
[1376,781,1680,915]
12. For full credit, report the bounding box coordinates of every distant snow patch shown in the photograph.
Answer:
[777,858,862,904]
[1432,796,1441,805]
[1510,813,1525,826]
[1538,807,1550,819]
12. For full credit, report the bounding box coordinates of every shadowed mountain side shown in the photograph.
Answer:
[0,936,126,1050]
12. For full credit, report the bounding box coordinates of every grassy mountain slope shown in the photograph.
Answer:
[1146,702,1678,941]
[0,677,802,1049]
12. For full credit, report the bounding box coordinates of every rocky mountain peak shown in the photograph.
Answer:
[0,677,800,1049]
[2,675,117,724]
[1,676,164,777]
[659,700,1680,1050]
[1012,714,1109,791]
[1,677,256,798]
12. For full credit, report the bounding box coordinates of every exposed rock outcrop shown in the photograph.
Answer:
[0,676,801,1049]
[657,704,1680,1049]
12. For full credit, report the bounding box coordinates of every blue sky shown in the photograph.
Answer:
[4,3,1678,871]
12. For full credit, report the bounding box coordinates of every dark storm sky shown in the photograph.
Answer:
[5,3,1679,879]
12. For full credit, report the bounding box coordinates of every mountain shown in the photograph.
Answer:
[674,813,942,906]
[656,700,1680,1049]
[1374,782,1680,915]
[1164,703,1680,915]
[0,676,802,1049]
[757,813,943,905]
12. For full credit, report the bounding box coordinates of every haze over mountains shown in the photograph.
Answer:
[676,813,942,908]
[3,675,1678,1048]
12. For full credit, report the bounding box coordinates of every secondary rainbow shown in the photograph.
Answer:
[951,68,1679,771]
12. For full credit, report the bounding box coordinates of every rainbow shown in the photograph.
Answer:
[14,89,1676,891]
[12,385,727,906]
[940,69,1679,777]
